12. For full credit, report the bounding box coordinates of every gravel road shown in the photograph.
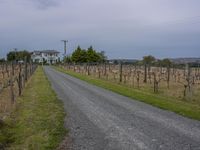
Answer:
[44,66,200,150]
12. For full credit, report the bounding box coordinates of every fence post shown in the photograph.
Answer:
[167,66,170,89]
[104,63,107,76]
[6,63,9,77]
[73,63,75,72]
[24,57,28,81]
[98,65,101,78]
[18,64,22,96]
[144,63,147,83]
[30,62,33,74]
[10,61,15,103]
[119,62,122,83]
[87,63,90,75]
[2,63,5,79]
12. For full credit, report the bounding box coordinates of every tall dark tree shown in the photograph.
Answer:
[71,45,107,63]
[80,49,87,63]
[71,46,87,63]
[87,46,100,63]
[71,46,82,63]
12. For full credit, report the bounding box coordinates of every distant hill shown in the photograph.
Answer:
[170,58,200,64]
[108,58,200,65]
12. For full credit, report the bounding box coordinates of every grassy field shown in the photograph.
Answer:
[0,66,66,149]
[55,66,200,121]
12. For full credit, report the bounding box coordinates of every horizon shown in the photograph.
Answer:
[1,48,200,61]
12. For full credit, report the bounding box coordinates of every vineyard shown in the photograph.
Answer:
[60,63,200,104]
[0,62,37,119]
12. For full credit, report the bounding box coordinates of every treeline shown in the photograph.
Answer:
[112,55,173,67]
[141,55,172,67]
[1,49,199,68]
[64,46,107,63]
[140,55,200,68]
[1,50,31,62]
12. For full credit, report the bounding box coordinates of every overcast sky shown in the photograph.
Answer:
[0,0,200,59]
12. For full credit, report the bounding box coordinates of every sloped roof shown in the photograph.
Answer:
[33,50,60,54]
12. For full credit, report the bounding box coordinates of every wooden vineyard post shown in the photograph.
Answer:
[132,73,135,88]
[153,72,156,93]
[144,63,147,83]
[98,66,101,78]
[87,64,90,76]
[22,71,25,89]
[73,64,75,72]
[25,57,28,81]
[6,63,9,78]
[18,64,22,96]
[119,62,122,83]
[10,62,15,103]
[78,66,80,73]
[30,62,32,75]
[104,63,107,76]
[2,63,5,79]
[153,72,158,93]
[136,71,140,89]
[167,66,170,89]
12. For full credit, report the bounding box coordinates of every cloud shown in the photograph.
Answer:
[0,0,200,59]
[30,0,60,10]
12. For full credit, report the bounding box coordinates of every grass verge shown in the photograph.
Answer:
[1,66,66,149]
[54,66,200,121]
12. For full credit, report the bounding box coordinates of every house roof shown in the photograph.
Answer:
[33,50,60,54]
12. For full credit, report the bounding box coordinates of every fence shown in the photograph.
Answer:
[0,61,37,116]
[59,63,200,100]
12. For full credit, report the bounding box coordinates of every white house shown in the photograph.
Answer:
[31,50,60,64]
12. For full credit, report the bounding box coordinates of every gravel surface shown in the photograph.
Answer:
[44,66,200,150]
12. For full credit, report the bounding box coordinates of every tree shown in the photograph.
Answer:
[143,55,156,65]
[0,58,5,63]
[71,45,107,63]
[86,46,100,63]
[80,49,87,63]
[142,55,156,83]
[71,46,83,63]
[159,58,172,88]
[7,51,15,61]
[97,51,107,63]
[161,58,172,67]
[63,55,72,63]
[7,50,31,62]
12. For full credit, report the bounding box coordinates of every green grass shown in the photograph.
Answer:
[1,66,66,150]
[54,66,200,121]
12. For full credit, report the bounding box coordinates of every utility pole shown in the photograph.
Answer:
[61,40,68,56]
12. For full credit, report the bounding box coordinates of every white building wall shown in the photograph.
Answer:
[31,51,60,64]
